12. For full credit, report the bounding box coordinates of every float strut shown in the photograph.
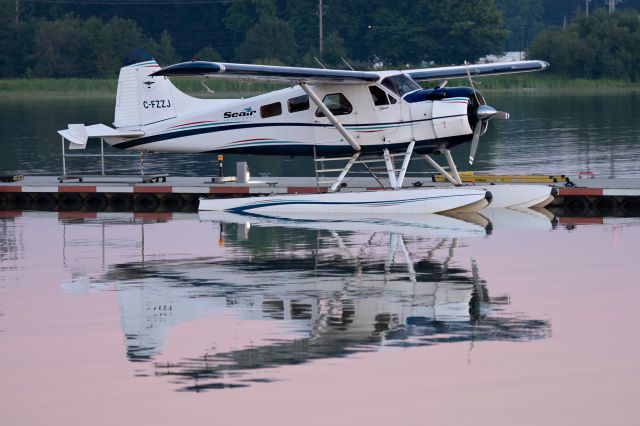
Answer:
[330,152,360,192]
[423,154,459,186]
[396,141,415,189]
[442,149,462,185]
[383,149,397,189]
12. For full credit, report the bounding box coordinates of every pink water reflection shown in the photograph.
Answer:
[0,213,638,425]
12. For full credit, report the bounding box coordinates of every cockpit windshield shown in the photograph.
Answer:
[381,74,421,97]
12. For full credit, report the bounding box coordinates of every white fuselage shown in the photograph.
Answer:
[107,67,475,156]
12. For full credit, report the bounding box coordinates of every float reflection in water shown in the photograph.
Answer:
[61,210,552,391]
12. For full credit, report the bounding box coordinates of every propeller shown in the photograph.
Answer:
[464,61,510,165]
[468,106,510,165]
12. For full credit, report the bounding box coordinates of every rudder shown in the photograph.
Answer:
[114,50,178,128]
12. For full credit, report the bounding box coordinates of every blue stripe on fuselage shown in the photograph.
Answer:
[197,135,472,156]
[112,115,466,151]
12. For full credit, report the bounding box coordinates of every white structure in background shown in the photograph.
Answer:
[608,0,621,14]
[480,51,526,63]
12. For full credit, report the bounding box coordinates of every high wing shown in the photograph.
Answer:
[407,60,549,82]
[152,59,548,85]
[151,61,380,85]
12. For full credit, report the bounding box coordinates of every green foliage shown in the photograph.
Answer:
[150,31,181,67]
[443,74,640,90]
[435,0,508,64]
[236,17,298,64]
[194,47,223,62]
[495,0,544,51]
[0,78,117,98]
[2,0,640,82]
[33,16,94,78]
[224,0,259,33]
[0,2,15,75]
[321,32,347,65]
[528,10,640,80]
[362,0,508,66]
[27,15,179,78]
[3,74,638,102]
[0,78,286,99]
[88,16,152,76]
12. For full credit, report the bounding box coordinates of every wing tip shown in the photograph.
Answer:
[532,60,550,70]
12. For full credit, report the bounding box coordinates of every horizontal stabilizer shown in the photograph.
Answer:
[58,124,144,150]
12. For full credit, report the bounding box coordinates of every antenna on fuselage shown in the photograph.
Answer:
[341,57,355,71]
[313,57,327,69]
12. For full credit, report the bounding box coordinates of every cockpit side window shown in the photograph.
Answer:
[381,74,420,97]
[315,93,353,117]
[368,86,389,106]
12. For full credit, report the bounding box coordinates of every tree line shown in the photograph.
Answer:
[529,9,640,80]
[1,0,639,79]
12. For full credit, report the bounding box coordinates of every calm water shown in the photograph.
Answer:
[1,211,639,424]
[1,93,640,424]
[1,92,639,178]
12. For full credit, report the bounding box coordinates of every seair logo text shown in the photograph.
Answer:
[224,107,257,119]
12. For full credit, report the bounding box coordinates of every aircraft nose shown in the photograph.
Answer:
[476,105,497,121]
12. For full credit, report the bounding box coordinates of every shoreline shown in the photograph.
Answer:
[1,76,640,99]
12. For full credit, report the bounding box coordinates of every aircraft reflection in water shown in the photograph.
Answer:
[63,210,552,391]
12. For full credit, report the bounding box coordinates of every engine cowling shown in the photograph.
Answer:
[404,87,486,139]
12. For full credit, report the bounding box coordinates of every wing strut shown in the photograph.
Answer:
[299,82,361,152]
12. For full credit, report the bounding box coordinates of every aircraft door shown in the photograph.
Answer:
[359,85,405,147]
[312,90,359,152]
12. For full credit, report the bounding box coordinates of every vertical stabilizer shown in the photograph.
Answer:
[114,50,178,128]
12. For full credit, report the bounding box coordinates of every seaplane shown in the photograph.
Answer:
[58,50,551,214]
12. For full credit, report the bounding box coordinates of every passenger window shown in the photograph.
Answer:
[368,86,390,106]
[315,93,353,117]
[288,95,309,113]
[260,102,282,118]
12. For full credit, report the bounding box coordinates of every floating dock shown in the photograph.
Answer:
[0,174,639,216]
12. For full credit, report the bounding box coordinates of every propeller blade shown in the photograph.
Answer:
[469,121,482,165]
[494,111,510,120]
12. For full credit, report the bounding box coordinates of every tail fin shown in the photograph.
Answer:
[114,50,181,128]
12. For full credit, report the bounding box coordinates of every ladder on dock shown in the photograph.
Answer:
[312,143,420,192]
